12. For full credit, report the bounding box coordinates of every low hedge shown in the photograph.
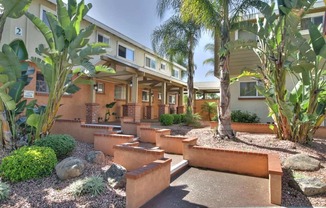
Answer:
[159,114,174,126]
[0,146,57,182]
[34,134,76,158]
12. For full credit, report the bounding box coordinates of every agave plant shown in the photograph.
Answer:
[25,0,115,139]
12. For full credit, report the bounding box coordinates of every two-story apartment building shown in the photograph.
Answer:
[229,0,326,123]
[2,0,188,123]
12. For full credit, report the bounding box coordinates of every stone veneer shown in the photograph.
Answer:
[158,104,169,117]
[177,106,185,114]
[85,103,99,124]
[122,103,141,122]
[146,106,152,119]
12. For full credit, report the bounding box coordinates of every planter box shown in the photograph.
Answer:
[157,135,189,154]
[139,128,171,143]
[94,133,135,156]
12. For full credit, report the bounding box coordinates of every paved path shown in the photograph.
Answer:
[143,167,273,208]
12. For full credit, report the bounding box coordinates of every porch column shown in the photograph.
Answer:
[126,84,130,103]
[177,87,185,114]
[159,82,169,116]
[146,89,153,119]
[85,83,99,123]
[131,75,138,103]
[124,75,141,122]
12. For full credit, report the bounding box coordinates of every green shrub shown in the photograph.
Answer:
[172,114,181,124]
[184,112,202,127]
[231,110,260,123]
[180,114,186,123]
[0,146,57,182]
[159,114,174,126]
[34,134,76,158]
[0,182,10,201]
[69,176,105,197]
[212,115,218,121]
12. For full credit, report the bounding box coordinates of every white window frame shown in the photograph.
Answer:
[239,81,264,98]
[97,32,110,44]
[114,85,126,100]
[172,68,180,79]
[168,94,176,104]
[142,90,149,102]
[40,5,55,27]
[145,54,156,70]
[300,12,324,35]
[117,42,135,62]
[235,29,258,41]
[160,62,166,70]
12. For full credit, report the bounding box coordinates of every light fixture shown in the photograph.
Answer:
[94,83,98,92]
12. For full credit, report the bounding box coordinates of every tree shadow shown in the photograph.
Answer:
[231,136,299,154]
[142,184,208,208]
[281,168,313,207]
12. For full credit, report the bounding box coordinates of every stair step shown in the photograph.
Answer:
[170,160,188,176]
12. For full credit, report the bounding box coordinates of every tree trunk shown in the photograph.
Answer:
[187,36,195,114]
[218,55,234,138]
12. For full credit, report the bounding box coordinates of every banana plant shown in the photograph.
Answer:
[0,0,32,149]
[231,0,325,143]
[25,0,115,140]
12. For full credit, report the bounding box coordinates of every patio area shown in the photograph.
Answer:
[143,167,272,207]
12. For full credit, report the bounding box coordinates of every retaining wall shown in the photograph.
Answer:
[94,133,135,156]
[126,158,171,208]
[182,138,282,205]
[51,120,115,143]
[113,145,164,171]
[157,135,189,155]
[139,128,171,143]
[211,122,326,138]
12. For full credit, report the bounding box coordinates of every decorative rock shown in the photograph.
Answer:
[103,163,127,189]
[284,154,321,171]
[86,151,105,164]
[55,157,85,180]
[294,177,326,196]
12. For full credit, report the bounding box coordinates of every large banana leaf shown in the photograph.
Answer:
[25,12,55,50]
[1,0,31,18]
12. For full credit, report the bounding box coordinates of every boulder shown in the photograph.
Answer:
[284,154,320,171]
[103,163,127,189]
[56,157,85,180]
[294,177,326,196]
[86,151,105,164]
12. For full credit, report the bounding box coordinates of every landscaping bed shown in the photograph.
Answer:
[0,141,126,208]
[0,124,325,207]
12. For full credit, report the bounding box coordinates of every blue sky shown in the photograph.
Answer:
[84,0,218,82]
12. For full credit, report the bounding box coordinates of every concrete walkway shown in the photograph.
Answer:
[143,167,274,208]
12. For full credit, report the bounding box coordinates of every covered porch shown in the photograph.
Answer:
[85,54,188,124]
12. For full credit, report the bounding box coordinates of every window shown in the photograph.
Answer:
[95,82,105,94]
[240,81,263,97]
[301,16,323,30]
[118,43,134,61]
[142,91,149,101]
[40,6,55,27]
[97,33,110,44]
[169,95,176,104]
[160,63,166,70]
[114,85,126,99]
[145,55,156,69]
[172,68,179,79]
[235,29,257,41]
[36,73,49,93]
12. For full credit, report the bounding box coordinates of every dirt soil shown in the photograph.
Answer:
[0,124,325,207]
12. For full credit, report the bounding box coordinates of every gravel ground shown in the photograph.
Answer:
[0,142,126,208]
[0,124,325,207]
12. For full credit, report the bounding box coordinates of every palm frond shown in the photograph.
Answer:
[156,0,181,19]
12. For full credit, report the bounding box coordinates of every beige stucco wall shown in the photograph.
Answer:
[230,67,298,123]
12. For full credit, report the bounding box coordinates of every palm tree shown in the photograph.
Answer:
[152,0,201,113]
[181,0,268,138]
[203,43,215,77]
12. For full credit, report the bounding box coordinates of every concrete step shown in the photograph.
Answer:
[170,160,188,176]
